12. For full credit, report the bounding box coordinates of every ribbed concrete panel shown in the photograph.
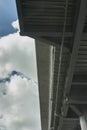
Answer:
[16,0,76,47]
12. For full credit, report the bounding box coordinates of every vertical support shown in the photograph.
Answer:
[62,0,87,117]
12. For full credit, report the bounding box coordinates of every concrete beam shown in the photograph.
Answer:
[35,40,52,130]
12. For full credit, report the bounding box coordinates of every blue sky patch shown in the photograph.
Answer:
[0,0,18,36]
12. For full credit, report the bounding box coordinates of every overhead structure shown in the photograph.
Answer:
[16,0,87,130]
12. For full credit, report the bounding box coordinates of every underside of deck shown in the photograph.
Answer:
[16,0,87,130]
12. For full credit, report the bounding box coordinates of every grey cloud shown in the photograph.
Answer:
[0,70,31,83]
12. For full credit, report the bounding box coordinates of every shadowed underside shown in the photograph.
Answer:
[16,0,87,130]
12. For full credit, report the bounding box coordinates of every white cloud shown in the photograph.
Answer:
[12,20,20,31]
[0,76,41,130]
[0,20,41,130]
[0,28,37,81]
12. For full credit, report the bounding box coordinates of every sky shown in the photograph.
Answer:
[0,0,41,130]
